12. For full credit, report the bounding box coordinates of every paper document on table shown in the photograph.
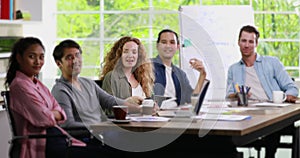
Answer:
[159,98,177,110]
[192,114,251,121]
[200,107,259,114]
[253,102,291,107]
[157,111,176,117]
[200,107,227,114]
[129,116,170,122]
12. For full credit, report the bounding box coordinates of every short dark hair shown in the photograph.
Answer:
[156,29,179,44]
[53,39,82,61]
[238,25,260,43]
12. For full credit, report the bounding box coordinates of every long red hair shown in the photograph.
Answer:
[100,36,154,97]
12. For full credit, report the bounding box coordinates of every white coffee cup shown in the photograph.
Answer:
[141,105,153,115]
[272,91,287,103]
[141,99,154,115]
[142,99,154,106]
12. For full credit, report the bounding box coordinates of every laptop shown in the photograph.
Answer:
[157,79,210,117]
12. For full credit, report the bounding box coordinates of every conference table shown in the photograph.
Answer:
[90,102,300,158]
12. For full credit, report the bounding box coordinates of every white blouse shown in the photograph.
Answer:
[132,84,146,98]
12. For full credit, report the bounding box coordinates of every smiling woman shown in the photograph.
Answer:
[54,0,300,85]
[100,36,155,99]
[4,37,115,158]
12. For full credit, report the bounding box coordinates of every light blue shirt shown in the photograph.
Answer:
[226,53,298,100]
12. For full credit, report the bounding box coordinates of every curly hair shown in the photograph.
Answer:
[100,36,154,97]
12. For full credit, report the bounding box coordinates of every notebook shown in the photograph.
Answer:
[157,79,210,117]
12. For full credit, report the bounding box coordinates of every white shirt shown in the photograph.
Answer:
[132,84,145,98]
[164,65,176,98]
[245,66,268,101]
[163,65,177,108]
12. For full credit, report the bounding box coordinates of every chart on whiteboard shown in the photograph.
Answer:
[179,5,254,99]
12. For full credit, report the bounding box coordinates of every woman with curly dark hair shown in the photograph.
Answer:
[100,36,154,99]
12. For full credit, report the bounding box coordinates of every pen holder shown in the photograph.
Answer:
[237,93,248,106]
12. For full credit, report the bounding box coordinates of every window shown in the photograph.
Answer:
[55,0,300,80]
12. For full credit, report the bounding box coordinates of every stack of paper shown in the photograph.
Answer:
[192,114,251,121]
[252,102,291,107]
[129,116,170,122]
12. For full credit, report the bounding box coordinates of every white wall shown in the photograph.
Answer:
[0,1,57,157]
[23,0,57,89]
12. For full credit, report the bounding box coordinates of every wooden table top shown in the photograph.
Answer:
[90,103,300,137]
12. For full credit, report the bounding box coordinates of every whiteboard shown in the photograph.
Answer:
[179,5,254,99]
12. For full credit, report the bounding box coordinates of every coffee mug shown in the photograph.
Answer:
[272,91,287,103]
[113,105,128,120]
[141,99,154,115]
[141,105,153,115]
[142,99,154,106]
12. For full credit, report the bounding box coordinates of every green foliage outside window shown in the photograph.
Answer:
[56,0,300,79]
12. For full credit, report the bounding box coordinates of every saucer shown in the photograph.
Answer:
[111,119,131,124]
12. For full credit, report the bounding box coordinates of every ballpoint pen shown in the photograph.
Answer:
[246,87,251,94]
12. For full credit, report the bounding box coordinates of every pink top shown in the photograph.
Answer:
[10,71,85,158]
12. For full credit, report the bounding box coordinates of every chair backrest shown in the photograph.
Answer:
[94,79,103,88]
[1,91,73,158]
[1,91,17,137]
[1,90,21,158]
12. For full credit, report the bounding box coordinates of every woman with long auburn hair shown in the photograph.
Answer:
[100,36,154,99]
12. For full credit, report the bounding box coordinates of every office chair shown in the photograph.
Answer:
[93,79,115,118]
[1,91,72,158]
[94,79,103,88]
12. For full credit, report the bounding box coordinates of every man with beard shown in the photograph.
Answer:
[226,25,298,158]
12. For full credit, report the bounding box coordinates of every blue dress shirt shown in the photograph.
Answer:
[226,53,299,100]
